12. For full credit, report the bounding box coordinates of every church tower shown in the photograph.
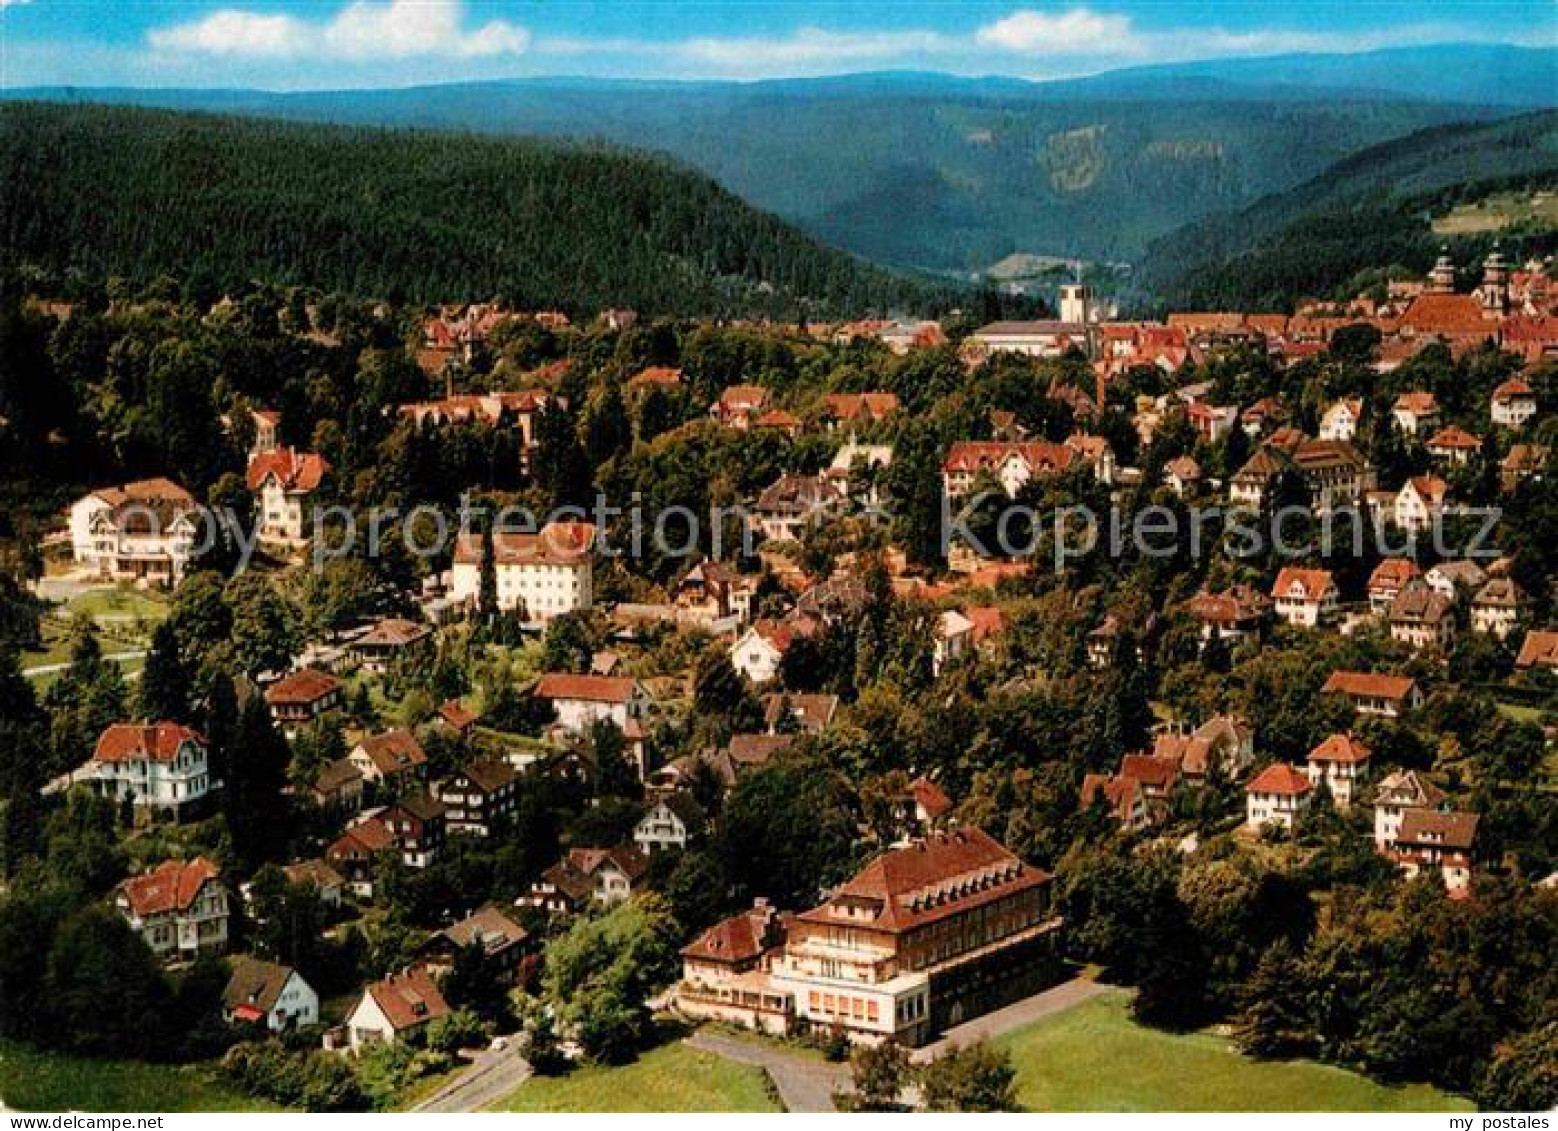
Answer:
[1475,245,1509,317]
[1427,250,1456,294]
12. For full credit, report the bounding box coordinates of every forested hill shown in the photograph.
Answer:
[1143,110,1558,311]
[0,103,936,318]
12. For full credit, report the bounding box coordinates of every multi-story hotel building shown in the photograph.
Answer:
[676,826,1060,1046]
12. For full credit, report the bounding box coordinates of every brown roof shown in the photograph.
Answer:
[943,440,1074,476]
[223,957,300,1017]
[282,858,345,891]
[94,722,203,764]
[118,857,222,917]
[1081,772,1143,822]
[1368,557,1422,592]
[1246,763,1313,797]
[438,699,478,730]
[1492,377,1535,403]
[354,729,427,776]
[1308,733,1372,766]
[1375,769,1447,810]
[312,757,365,796]
[1515,629,1558,669]
[533,673,640,704]
[265,668,341,707]
[364,966,450,1032]
[452,759,517,794]
[1322,671,1419,702]
[1394,391,1441,416]
[681,901,784,963]
[1396,809,1480,851]
[760,692,839,733]
[89,477,196,508]
[329,818,395,859]
[1398,293,1492,336]
[354,617,432,648]
[1389,588,1454,626]
[1426,425,1482,451]
[246,447,329,493]
[1272,567,1336,602]
[727,733,793,767]
[453,521,596,566]
[438,905,528,954]
[566,844,649,882]
[1120,754,1179,791]
[908,777,954,819]
[798,826,1049,934]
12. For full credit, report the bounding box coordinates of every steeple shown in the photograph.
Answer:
[1427,249,1456,294]
[1475,244,1509,316]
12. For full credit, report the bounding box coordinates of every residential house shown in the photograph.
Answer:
[305,758,364,814]
[1501,443,1550,491]
[1319,397,1364,441]
[1390,809,1480,895]
[632,792,707,853]
[1182,586,1269,645]
[1322,671,1423,717]
[826,443,894,505]
[281,859,346,909]
[264,668,343,732]
[1514,629,1558,670]
[223,957,319,1032]
[1392,392,1441,436]
[436,699,478,739]
[115,857,229,962]
[519,846,649,914]
[752,473,847,542]
[818,393,900,431]
[1163,455,1203,496]
[675,900,792,1035]
[1395,476,1450,535]
[1306,733,1372,807]
[448,520,596,620]
[754,410,802,439]
[1388,588,1456,651]
[348,729,428,789]
[897,777,954,840]
[67,478,203,586]
[1151,715,1255,781]
[436,760,519,837]
[348,618,432,674]
[1271,567,1339,628]
[760,692,839,735]
[711,385,769,429]
[247,448,329,545]
[933,609,975,674]
[1491,377,1537,428]
[1373,769,1448,849]
[532,673,651,735]
[941,441,1074,501]
[419,905,530,982]
[731,619,809,684]
[72,722,211,821]
[1471,577,1525,639]
[1080,773,1151,832]
[1244,764,1312,832]
[1425,559,1487,602]
[325,819,395,897]
[345,967,451,1049]
[1368,558,1423,613]
[376,795,447,869]
[1425,426,1483,466]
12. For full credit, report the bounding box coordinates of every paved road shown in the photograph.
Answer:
[910,976,1112,1063]
[684,1030,849,1113]
[411,1044,532,1113]
[23,649,145,677]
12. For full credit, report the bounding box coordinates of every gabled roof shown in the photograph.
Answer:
[1398,293,1490,335]
[908,776,954,819]
[94,722,203,764]
[1515,629,1558,669]
[1368,557,1422,593]
[1473,577,1526,608]
[1375,769,1447,809]
[353,618,432,648]
[798,826,1048,934]
[437,905,528,955]
[353,729,427,776]
[681,901,785,964]
[1396,809,1479,850]
[1389,588,1454,626]
[1120,754,1178,791]
[246,447,329,493]
[452,521,596,566]
[1322,671,1419,702]
[118,857,222,917]
[1402,475,1450,505]
[1426,425,1482,451]
[1394,391,1441,416]
[1272,567,1336,602]
[1246,763,1312,797]
[1492,377,1535,403]
[1308,733,1372,766]
[942,440,1074,476]
[566,844,649,882]
[265,668,341,707]
[533,673,641,704]
[329,817,395,858]
[449,759,517,794]
[363,966,450,1032]
[223,956,301,1018]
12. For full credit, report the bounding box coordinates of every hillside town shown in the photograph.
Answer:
[1,242,1556,1114]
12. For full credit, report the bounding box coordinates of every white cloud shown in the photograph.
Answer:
[975,7,1142,55]
[673,27,952,69]
[148,0,529,62]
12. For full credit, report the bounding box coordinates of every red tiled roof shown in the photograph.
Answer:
[1246,763,1312,796]
[799,826,1049,934]
[534,673,640,704]
[681,903,783,964]
[1368,558,1422,592]
[94,722,203,764]
[89,477,196,508]
[942,440,1074,475]
[1426,426,1482,451]
[1272,567,1335,602]
[1394,391,1440,415]
[453,521,596,566]
[118,857,221,917]
[1322,671,1419,701]
[354,729,427,775]
[908,776,954,819]
[1492,377,1534,403]
[1308,733,1372,766]
[438,699,478,730]
[1120,754,1178,791]
[1398,294,1491,335]
[246,447,329,493]
[265,668,341,706]
[1515,629,1558,669]
[364,966,450,1032]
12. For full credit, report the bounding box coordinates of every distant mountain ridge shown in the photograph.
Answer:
[8,43,1551,273]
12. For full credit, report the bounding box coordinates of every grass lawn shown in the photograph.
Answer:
[494,1040,782,1113]
[995,991,1471,1113]
[0,1042,284,1113]
[64,587,170,623]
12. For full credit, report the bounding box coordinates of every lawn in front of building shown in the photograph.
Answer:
[994,991,1472,1112]
[494,1039,782,1113]
[0,1042,285,1113]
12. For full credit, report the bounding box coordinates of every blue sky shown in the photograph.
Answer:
[1,0,1554,88]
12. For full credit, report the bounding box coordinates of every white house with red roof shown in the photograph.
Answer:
[1270,567,1339,628]
[941,440,1074,501]
[449,520,596,620]
[1319,397,1364,442]
[67,478,203,585]
[70,722,211,820]
[247,447,329,544]
[1395,476,1450,535]
[345,966,450,1049]
[1491,377,1537,428]
[730,619,806,684]
[1425,425,1482,467]
[1306,733,1372,808]
[1391,392,1441,436]
[1322,671,1423,717]
[1245,763,1312,832]
[532,673,650,735]
[114,857,229,962]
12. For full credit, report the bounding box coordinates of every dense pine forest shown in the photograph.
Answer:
[1145,110,1558,311]
[0,103,940,319]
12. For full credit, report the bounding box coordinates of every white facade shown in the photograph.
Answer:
[1319,400,1361,441]
[449,523,596,621]
[1246,788,1308,831]
[731,627,786,684]
[75,736,210,816]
